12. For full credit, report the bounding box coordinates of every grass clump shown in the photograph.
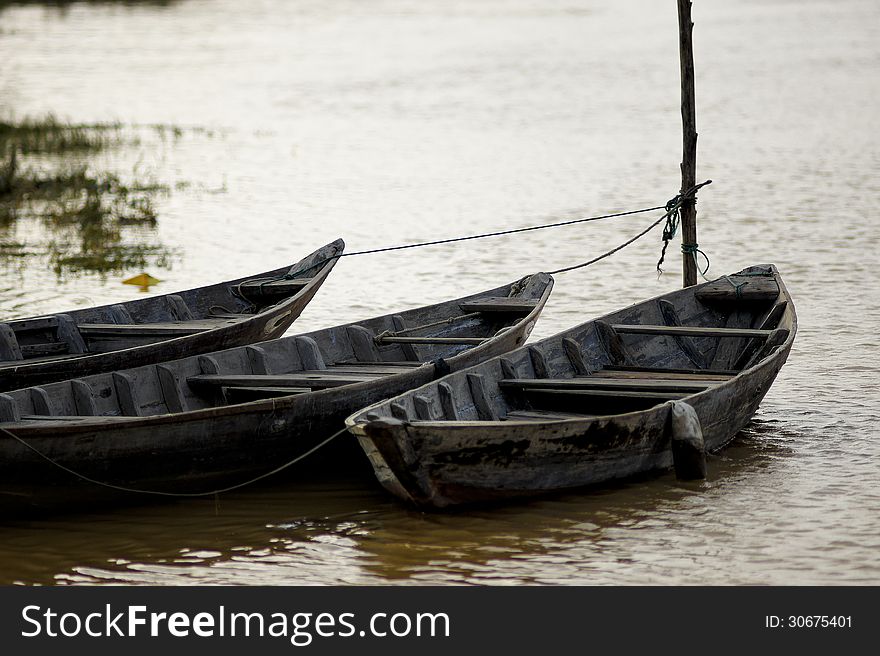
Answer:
[0,114,177,276]
[0,114,122,155]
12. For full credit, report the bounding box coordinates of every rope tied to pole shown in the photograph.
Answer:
[284,180,714,280]
[656,179,712,275]
[681,242,711,281]
[233,203,675,291]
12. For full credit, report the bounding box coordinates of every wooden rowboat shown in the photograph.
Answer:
[0,239,344,391]
[0,272,552,516]
[347,265,796,509]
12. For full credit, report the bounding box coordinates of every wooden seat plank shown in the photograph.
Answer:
[237,278,311,296]
[695,275,779,303]
[223,386,312,403]
[602,365,739,376]
[499,377,719,393]
[20,343,69,358]
[6,316,58,332]
[335,360,423,368]
[326,364,408,376]
[505,410,597,422]
[458,297,538,313]
[377,336,486,345]
[78,321,231,337]
[590,370,733,381]
[612,324,771,339]
[187,372,375,389]
[520,388,691,401]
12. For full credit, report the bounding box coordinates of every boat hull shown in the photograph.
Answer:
[0,273,552,516]
[0,240,344,390]
[358,347,789,507]
[349,265,797,509]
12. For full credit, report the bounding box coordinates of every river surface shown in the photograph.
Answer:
[0,0,877,585]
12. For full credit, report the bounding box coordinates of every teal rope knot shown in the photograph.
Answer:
[656,194,685,273]
[724,275,747,299]
[656,180,712,276]
[682,242,711,279]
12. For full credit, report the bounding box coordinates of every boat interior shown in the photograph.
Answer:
[0,241,341,366]
[354,266,793,425]
[0,273,551,423]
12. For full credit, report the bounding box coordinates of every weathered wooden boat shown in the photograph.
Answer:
[0,239,344,391]
[347,265,796,509]
[0,272,552,516]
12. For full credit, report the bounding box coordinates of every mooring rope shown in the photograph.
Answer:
[0,424,348,498]
[274,179,713,284]
[338,205,666,258]
[547,179,712,275]
[682,242,712,281]
[656,179,713,274]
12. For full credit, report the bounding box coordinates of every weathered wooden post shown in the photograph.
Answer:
[677,0,698,288]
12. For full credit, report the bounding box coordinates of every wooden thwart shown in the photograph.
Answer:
[78,323,215,337]
[187,372,374,389]
[591,369,732,382]
[499,377,718,393]
[224,386,311,403]
[458,297,538,313]
[377,336,486,345]
[612,324,771,339]
[335,360,422,368]
[20,343,69,358]
[505,410,596,422]
[521,388,691,401]
[602,364,738,376]
[325,364,407,376]
[695,275,779,303]
[237,278,312,297]
[6,317,59,332]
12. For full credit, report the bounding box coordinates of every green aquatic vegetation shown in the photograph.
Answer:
[2,162,165,224]
[48,242,176,276]
[0,115,122,155]
[0,115,178,276]
[0,1,180,13]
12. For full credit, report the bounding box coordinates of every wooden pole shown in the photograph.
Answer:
[677,0,698,287]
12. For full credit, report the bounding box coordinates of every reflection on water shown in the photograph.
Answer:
[0,116,179,277]
[0,418,838,586]
[0,0,180,13]
[0,0,879,585]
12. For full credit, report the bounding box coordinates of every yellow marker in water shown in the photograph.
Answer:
[122,272,161,290]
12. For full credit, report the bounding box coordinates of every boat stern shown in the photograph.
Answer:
[348,417,441,507]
